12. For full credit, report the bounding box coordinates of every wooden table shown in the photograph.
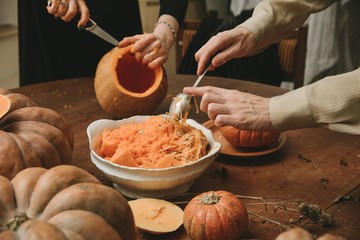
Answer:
[12,74,360,240]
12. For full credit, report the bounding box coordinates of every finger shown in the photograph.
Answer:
[76,0,90,29]
[118,36,141,48]
[148,55,167,68]
[142,48,158,63]
[214,114,236,128]
[184,86,225,96]
[133,34,158,53]
[57,0,68,17]
[47,0,61,15]
[61,0,78,21]
[207,101,231,121]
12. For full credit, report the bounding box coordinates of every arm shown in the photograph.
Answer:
[196,0,337,75]
[270,67,360,135]
[118,0,188,68]
[240,0,337,51]
[184,67,360,135]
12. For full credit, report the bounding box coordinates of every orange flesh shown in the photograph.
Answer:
[116,53,155,93]
[0,94,10,119]
[99,116,208,169]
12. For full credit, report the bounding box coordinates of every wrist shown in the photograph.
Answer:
[153,15,179,49]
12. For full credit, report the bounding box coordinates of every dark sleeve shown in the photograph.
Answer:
[159,0,188,26]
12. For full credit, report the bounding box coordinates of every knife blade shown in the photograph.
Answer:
[85,18,119,46]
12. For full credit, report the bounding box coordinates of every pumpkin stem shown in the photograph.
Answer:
[201,191,221,205]
[6,213,29,231]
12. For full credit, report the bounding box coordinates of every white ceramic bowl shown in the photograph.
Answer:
[87,115,221,199]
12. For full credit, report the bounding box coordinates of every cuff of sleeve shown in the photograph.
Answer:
[269,86,317,131]
[239,5,279,51]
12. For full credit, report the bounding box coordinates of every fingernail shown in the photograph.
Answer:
[78,25,84,30]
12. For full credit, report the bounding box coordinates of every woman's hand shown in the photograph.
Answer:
[46,0,90,29]
[195,27,257,75]
[118,14,178,69]
[118,33,168,69]
[183,86,275,131]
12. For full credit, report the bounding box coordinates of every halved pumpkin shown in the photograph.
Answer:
[94,45,168,119]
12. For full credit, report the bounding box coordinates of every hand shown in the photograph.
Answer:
[47,0,90,29]
[195,27,257,75]
[183,86,275,131]
[118,33,168,69]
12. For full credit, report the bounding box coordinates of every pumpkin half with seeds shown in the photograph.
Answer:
[94,45,168,119]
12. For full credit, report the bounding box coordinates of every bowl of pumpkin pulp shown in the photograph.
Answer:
[87,115,221,199]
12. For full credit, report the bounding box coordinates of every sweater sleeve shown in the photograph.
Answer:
[239,0,337,50]
[270,67,360,135]
[159,0,188,26]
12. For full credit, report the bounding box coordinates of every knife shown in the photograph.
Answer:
[85,18,119,46]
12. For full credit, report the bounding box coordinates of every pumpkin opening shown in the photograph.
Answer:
[0,94,11,119]
[116,53,155,93]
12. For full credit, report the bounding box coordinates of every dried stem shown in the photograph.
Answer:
[248,210,291,231]
[171,192,334,228]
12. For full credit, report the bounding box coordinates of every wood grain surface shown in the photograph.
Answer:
[12,74,360,240]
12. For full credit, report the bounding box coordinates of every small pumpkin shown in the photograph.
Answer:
[219,125,280,148]
[0,89,74,179]
[0,165,137,240]
[183,190,248,240]
[94,45,168,119]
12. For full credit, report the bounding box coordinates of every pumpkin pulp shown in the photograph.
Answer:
[116,53,155,93]
[0,94,10,119]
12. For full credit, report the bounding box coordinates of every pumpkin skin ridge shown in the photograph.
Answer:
[183,190,249,240]
[25,166,100,219]
[220,126,280,148]
[94,46,168,118]
[0,131,26,179]
[0,106,74,151]
[3,121,72,164]
[1,166,137,240]
[0,90,74,180]
[48,210,122,240]
[15,131,62,169]
[10,167,47,213]
[8,133,44,169]
[39,182,136,239]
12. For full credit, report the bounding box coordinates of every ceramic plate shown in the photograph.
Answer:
[203,120,287,157]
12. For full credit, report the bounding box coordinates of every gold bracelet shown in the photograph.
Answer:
[154,21,177,43]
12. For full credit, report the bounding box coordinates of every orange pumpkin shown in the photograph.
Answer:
[0,165,137,239]
[0,89,74,180]
[94,45,168,119]
[219,125,280,148]
[183,190,248,240]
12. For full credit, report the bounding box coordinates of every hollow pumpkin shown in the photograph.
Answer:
[0,165,137,240]
[183,190,249,240]
[94,45,168,119]
[219,125,280,148]
[0,89,74,180]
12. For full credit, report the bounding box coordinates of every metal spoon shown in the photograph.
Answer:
[169,65,210,121]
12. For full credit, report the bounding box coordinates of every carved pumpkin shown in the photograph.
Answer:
[219,125,280,148]
[0,165,137,240]
[0,89,74,180]
[94,45,168,119]
[183,190,248,240]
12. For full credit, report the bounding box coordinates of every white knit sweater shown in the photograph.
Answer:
[240,0,360,135]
